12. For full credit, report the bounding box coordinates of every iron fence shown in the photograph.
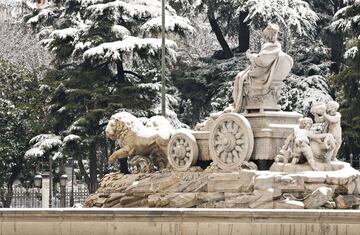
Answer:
[1,187,89,208]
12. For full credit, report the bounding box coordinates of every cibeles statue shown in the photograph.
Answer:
[232,23,293,113]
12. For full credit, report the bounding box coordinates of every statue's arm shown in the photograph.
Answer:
[324,113,341,123]
[282,133,294,150]
[246,50,257,64]
[308,132,330,143]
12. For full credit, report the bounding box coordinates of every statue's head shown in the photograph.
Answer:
[105,112,142,140]
[262,23,279,43]
[299,117,313,130]
[326,101,339,115]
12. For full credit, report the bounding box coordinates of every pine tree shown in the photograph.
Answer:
[236,0,319,51]
[0,59,44,207]
[330,0,360,158]
[26,0,193,192]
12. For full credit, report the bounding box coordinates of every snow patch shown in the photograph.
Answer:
[111,111,173,140]
[141,15,195,35]
[83,36,177,62]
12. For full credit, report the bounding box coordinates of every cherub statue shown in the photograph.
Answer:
[232,23,293,112]
[310,101,342,160]
[322,101,342,160]
[276,118,318,170]
[275,117,337,171]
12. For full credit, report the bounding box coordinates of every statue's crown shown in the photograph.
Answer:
[266,23,279,34]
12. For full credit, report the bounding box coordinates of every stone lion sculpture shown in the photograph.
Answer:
[105,112,174,171]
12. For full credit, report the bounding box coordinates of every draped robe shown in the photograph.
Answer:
[233,42,282,112]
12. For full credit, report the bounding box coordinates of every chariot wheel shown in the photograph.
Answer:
[167,131,198,171]
[209,113,254,170]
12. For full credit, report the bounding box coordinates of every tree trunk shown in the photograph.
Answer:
[77,156,90,189]
[89,141,98,193]
[238,11,250,53]
[2,165,21,207]
[116,61,125,82]
[207,5,233,59]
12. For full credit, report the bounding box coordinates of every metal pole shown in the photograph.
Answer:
[161,0,166,116]
[49,157,52,208]
[70,158,74,207]
[60,185,65,207]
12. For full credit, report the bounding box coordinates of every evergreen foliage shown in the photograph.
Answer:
[330,0,360,158]
[26,0,193,192]
[0,59,44,206]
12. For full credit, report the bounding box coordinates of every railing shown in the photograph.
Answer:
[339,154,360,170]
[1,187,89,208]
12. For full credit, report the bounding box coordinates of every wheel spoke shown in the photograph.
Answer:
[236,139,244,145]
[235,145,243,152]
[235,132,243,139]
[231,124,239,134]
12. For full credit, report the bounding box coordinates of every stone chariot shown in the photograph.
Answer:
[167,24,300,171]
[167,113,255,171]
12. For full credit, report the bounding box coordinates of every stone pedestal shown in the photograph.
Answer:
[244,111,302,161]
[84,162,360,209]
[41,172,50,208]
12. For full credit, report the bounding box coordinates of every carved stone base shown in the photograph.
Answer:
[244,111,302,161]
[270,161,346,173]
[84,161,360,209]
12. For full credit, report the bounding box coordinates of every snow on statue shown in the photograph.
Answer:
[232,23,293,113]
[105,112,175,173]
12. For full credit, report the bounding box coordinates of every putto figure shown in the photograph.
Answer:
[276,118,321,171]
[275,101,342,171]
[232,23,293,112]
[321,101,342,160]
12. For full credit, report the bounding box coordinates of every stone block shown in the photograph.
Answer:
[148,194,170,207]
[326,175,350,185]
[303,172,327,183]
[335,195,360,209]
[120,195,144,206]
[274,200,304,209]
[304,183,337,193]
[254,174,277,190]
[354,175,360,194]
[346,179,356,194]
[103,193,126,207]
[197,192,224,203]
[168,193,197,208]
[275,174,304,192]
[226,194,261,206]
[253,201,274,209]
[304,187,333,209]
[208,171,255,193]
[323,201,336,209]
[179,174,209,192]
[249,189,281,208]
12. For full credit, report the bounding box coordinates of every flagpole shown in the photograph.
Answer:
[161,0,166,117]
